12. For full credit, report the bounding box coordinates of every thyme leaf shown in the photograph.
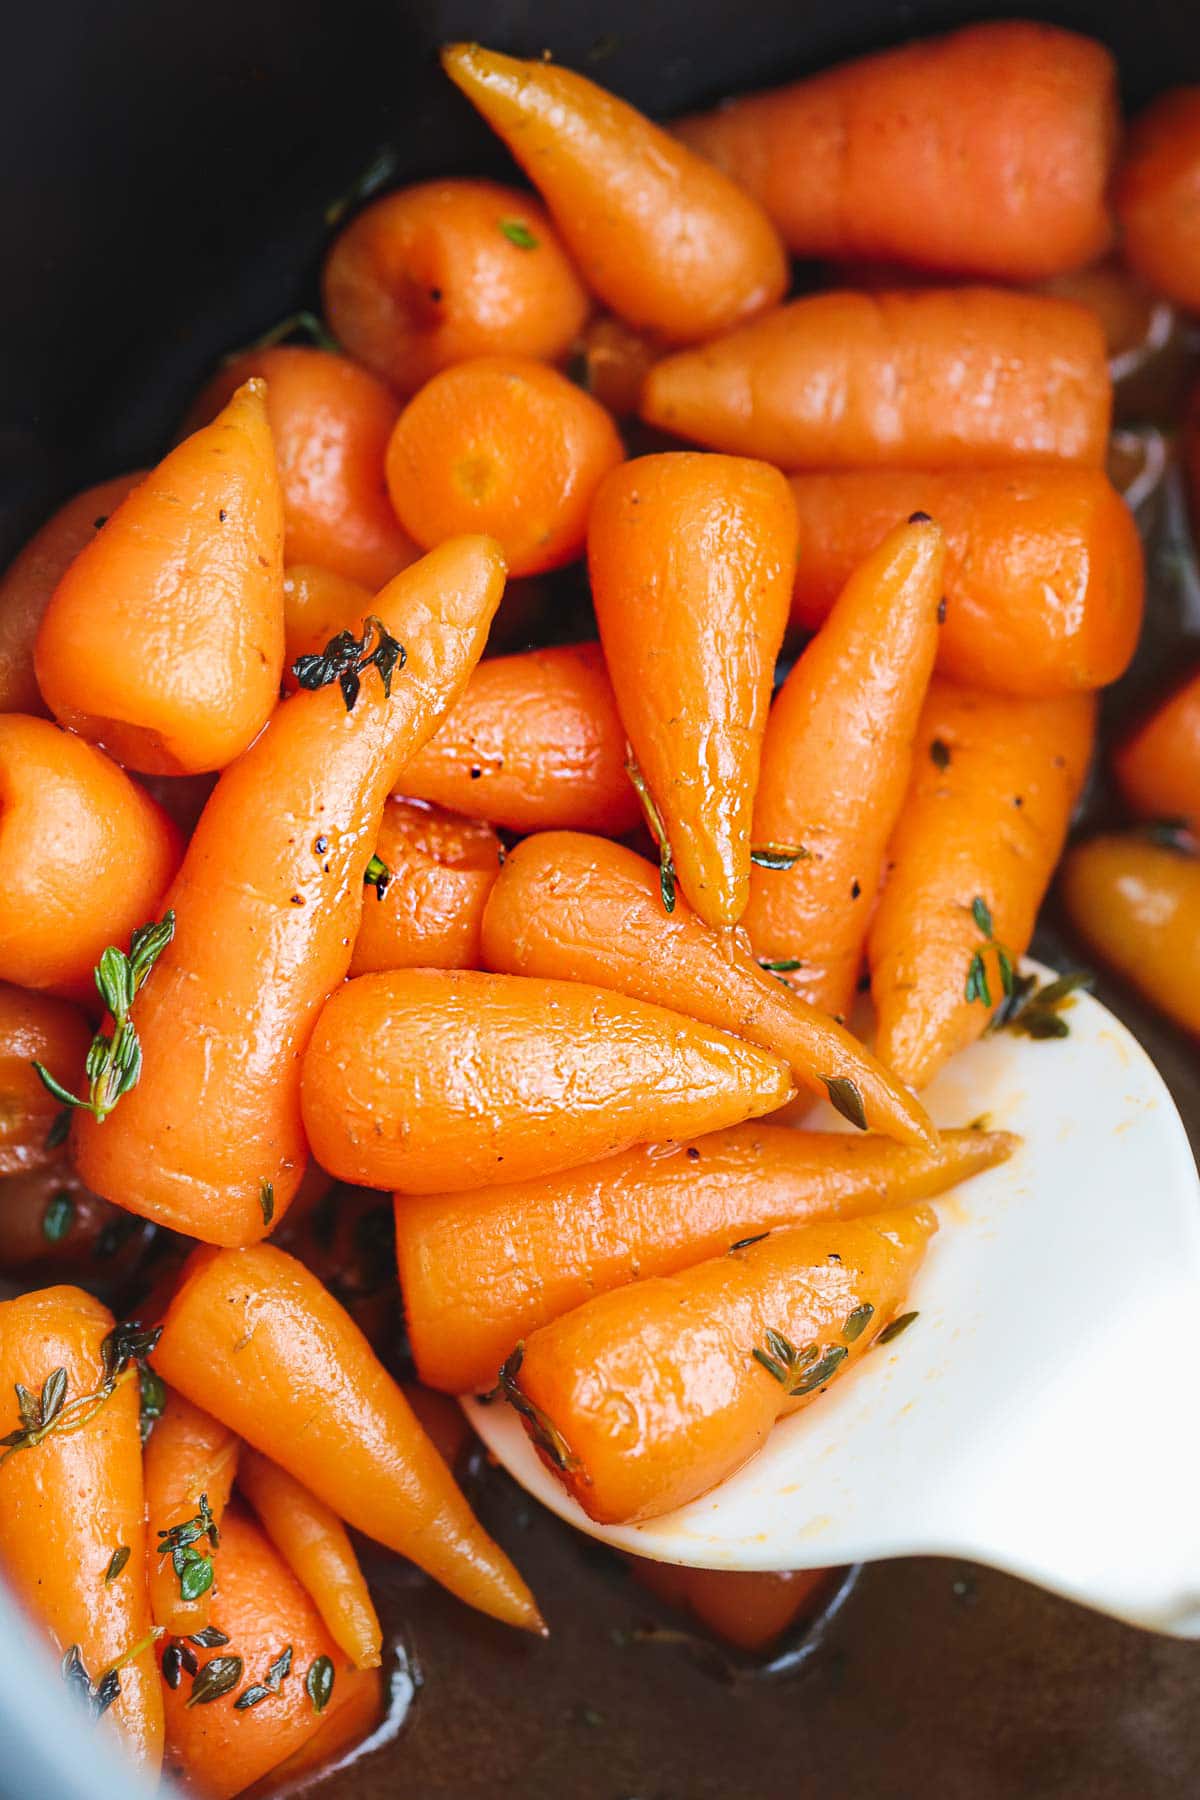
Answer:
[988,967,1092,1040]
[185,1655,244,1708]
[498,1344,579,1472]
[305,1654,335,1715]
[751,1330,819,1389]
[824,1076,867,1132]
[749,843,809,870]
[291,614,405,712]
[877,1310,919,1345]
[758,957,803,973]
[364,853,391,901]
[42,1190,75,1243]
[625,754,676,915]
[729,1231,770,1253]
[499,218,539,249]
[842,1303,875,1343]
[259,1179,275,1227]
[104,1545,131,1585]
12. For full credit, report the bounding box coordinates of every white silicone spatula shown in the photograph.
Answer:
[466,963,1200,1638]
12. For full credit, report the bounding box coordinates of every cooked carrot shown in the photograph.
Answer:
[1113,667,1200,833]
[628,1559,836,1653]
[0,1163,146,1278]
[248,1657,382,1789]
[0,1286,162,1772]
[238,1448,382,1670]
[386,354,623,576]
[351,795,502,975]
[72,536,504,1247]
[745,518,943,1019]
[1115,88,1200,312]
[442,44,787,343]
[282,564,372,689]
[508,1208,936,1523]
[187,347,419,591]
[1036,256,1170,366]
[674,21,1115,280]
[0,474,140,715]
[302,967,793,1193]
[396,1123,1014,1393]
[480,832,935,1149]
[641,289,1110,469]
[403,642,641,834]
[154,1243,542,1631]
[576,316,660,419]
[0,982,91,1176]
[322,177,590,394]
[34,381,284,775]
[0,715,182,1001]
[869,679,1097,1090]
[1060,835,1200,1036]
[787,468,1144,698]
[589,453,797,926]
[143,1392,238,1638]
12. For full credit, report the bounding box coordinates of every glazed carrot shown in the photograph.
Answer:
[1113,668,1200,833]
[0,474,140,715]
[249,1657,382,1789]
[34,381,284,775]
[0,983,90,1175]
[160,1504,357,1800]
[508,1208,936,1523]
[628,1560,836,1653]
[1036,257,1171,368]
[143,1392,239,1637]
[238,1448,383,1670]
[869,680,1097,1090]
[302,968,793,1193]
[188,347,419,590]
[442,44,787,343]
[480,832,935,1149]
[0,715,182,1000]
[576,316,660,419]
[0,1287,162,1772]
[674,21,1115,280]
[1115,89,1200,313]
[72,536,505,1247]
[0,1163,146,1277]
[403,642,641,834]
[351,795,502,975]
[386,355,623,576]
[396,1123,1014,1393]
[1060,835,1200,1036]
[154,1243,542,1632]
[787,468,1144,698]
[282,564,372,688]
[745,518,944,1019]
[322,177,590,395]
[589,454,798,926]
[640,289,1110,469]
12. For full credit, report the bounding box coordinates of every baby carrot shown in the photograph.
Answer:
[154,1243,542,1632]
[396,1124,1014,1393]
[0,714,182,1000]
[576,315,660,419]
[1060,835,1200,1037]
[238,1447,383,1670]
[675,21,1116,280]
[0,982,91,1175]
[0,1164,142,1278]
[1113,668,1200,834]
[629,1560,835,1653]
[245,1656,382,1791]
[480,831,935,1148]
[641,289,1110,469]
[143,1391,239,1637]
[0,1286,162,1772]
[72,536,505,1247]
[786,468,1144,698]
[386,354,624,575]
[0,474,140,716]
[442,44,787,343]
[301,967,793,1193]
[351,795,502,975]
[507,1208,936,1523]
[745,517,944,1020]
[282,563,372,687]
[1115,88,1200,313]
[322,177,590,395]
[589,453,798,926]
[869,679,1097,1090]
[34,380,285,775]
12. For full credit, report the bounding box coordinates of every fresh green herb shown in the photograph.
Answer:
[751,1328,820,1389]
[158,1493,219,1601]
[292,614,405,713]
[364,852,391,901]
[259,1179,275,1227]
[930,738,951,771]
[625,754,676,914]
[185,1655,244,1708]
[842,1303,875,1343]
[749,843,809,870]
[188,1627,231,1649]
[32,914,175,1123]
[45,1108,72,1149]
[758,957,803,973]
[305,1654,336,1715]
[823,1076,867,1132]
[235,1644,293,1710]
[62,1628,164,1720]
[325,145,401,226]
[139,1365,167,1442]
[4,1368,69,1458]
[729,1231,770,1253]
[162,1643,184,1690]
[499,218,539,249]
[105,1545,131,1585]
[42,1190,75,1243]
[499,1344,579,1472]
[988,967,1093,1040]
[877,1310,919,1345]
[789,1344,849,1395]
[964,896,1016,1010]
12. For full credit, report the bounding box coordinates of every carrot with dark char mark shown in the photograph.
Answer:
[144,1391,239,1637]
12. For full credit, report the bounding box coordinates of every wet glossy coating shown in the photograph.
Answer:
[1061,835,1200,1037]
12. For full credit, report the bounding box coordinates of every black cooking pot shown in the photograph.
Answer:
[2,4,1199,1796]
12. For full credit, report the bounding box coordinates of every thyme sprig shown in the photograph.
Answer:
[752,1328,849,1395]
[625,753,677,912]
[62,1627,165,1720]
[235,1644,293,1711]
[0,1322,161,1466]
[964,896,1016,1009]
[823,1076,867,1131]
[157,1493,219,1602]
[988,967,1093,1039]
[291,614,405,712]
[498,1344,580,1472]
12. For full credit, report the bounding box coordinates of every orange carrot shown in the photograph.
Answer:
[786,468,1144,698]
[576,315,660,419]
[396,1124,1014,1393]
[1115,88,1200,313]
[629,1559,836,1653]
[238,1447,383,1670]
[351,795,502,975]
[72,536,504,1247]
[869,679,1097,1090]
[245,1656,382,1789]
[34,381,285,775]
[480,831,935,1148]
[0,1163,147,1279]
[1060,835,1200,1037]
[640,289,1111,469]
[745,517,944,1020]
[322,177,590,395]
[282,563,373,688]
[675,21,1116,280]
[302,967,793,1193]
[143,1392,239,1637]
[589,453,798,926]
[1113,667,1200,834]
[507,1208,935,1523]
[442,45,787,343]
[0,1286,162,1772]
[154,1243,542,1632]
[0,983,91,1176]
